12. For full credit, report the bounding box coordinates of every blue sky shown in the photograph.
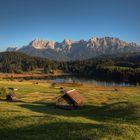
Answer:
[0,0,140,51]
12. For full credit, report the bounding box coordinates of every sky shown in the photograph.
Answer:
[0,0,140,51]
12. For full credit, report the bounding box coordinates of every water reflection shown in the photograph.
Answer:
[52,77,131,87]
[14,75,137,87]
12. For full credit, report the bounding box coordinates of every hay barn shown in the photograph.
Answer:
[6,92,16,101]
[56,89,84,109]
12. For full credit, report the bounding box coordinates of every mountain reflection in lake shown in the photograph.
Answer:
[51,76,132,87]
[15,75,137,87]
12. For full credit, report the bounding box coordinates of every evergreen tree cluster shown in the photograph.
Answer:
[59,53,140,82]
[0,52,57,73]
[0,52,140,82]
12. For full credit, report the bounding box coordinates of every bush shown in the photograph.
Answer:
[0,87,7,98]
[51,83,56,88]
[15,70,23,74]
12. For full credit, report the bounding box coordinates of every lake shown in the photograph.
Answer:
[12,75,138,87]
[45,76,135,87]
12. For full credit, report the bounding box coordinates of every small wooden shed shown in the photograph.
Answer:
[6,92,16,101]
[56,89,84,109]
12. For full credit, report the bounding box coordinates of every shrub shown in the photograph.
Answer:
[0,87,7,98]
[51,82,56,88]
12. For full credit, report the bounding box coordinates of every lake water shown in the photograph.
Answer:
[15,75,138,87]
[47,76,134,87]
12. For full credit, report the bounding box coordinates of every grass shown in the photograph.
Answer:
[0,80,140,140]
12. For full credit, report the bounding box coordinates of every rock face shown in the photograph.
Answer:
[6,37,140,60]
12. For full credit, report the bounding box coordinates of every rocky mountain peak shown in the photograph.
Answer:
[89,37,99,43]
[29,40,48,49]
[62,39,73,45]
[6,37,140,61]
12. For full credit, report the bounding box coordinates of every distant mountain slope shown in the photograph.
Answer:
[6,37,140,60]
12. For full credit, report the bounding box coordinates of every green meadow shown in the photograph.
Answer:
[0,80,140,140]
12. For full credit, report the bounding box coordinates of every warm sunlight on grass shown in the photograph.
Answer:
[0,80,140,140]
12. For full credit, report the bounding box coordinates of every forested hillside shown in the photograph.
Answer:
[0,52,57,73]
[59,53,140,82]
[0,52,140,82]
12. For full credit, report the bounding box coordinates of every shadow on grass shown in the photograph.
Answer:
[19,101,140,124]
[0,98,25,103]
[0,121,126,140]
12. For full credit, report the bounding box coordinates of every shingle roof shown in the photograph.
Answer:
[9,92,16,97]
[66,89,84,105]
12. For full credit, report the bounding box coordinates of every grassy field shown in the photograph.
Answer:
[0,80,140,140]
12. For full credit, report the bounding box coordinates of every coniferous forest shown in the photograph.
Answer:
[0,52,57,73]
[0,52,140,82]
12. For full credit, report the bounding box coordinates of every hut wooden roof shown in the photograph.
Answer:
[65,89,84,105]
[9,92,16,97]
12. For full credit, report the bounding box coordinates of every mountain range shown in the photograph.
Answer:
[6,37,140,61]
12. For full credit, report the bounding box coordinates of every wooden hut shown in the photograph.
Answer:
[56,89,84,109]
[6,92,16,101]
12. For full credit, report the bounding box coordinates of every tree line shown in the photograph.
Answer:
[0,52,58,73]
[58,53,140,82]
[0,52,140,82]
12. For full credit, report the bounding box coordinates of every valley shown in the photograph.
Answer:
[1,0,140,139]
[0,43,140,140]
